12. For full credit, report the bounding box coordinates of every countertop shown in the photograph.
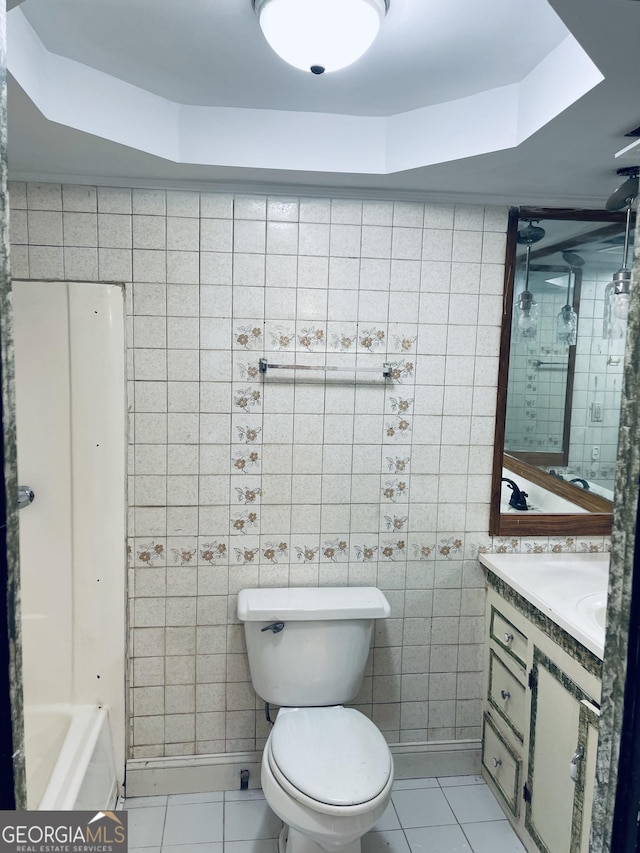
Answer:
[478,552,609,659]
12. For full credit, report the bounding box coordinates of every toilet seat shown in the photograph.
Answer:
[268,706,393,810]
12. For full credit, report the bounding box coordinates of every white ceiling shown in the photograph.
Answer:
[6,0,640,206]
[17,0,569,114]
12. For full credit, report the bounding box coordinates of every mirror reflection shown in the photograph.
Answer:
[491,207,635,536]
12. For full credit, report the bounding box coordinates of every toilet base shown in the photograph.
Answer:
[280,826,360,853]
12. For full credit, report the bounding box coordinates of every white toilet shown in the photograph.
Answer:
[237,586,394,853]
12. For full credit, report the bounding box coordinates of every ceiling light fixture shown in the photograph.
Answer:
[253,0,389,75]
[515,221,545,339]
[603,166,638,340]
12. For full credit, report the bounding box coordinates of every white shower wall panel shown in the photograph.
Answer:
[13,281,74,708]
[12,279,126,805]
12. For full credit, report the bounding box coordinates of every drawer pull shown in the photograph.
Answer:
[503,632,514,644]
[492,757,502,768]
[500,689,511,700]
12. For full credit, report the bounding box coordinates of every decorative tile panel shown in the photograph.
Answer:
[11,182,531,759]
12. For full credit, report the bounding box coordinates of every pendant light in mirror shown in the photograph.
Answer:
[556,251,583,346]
[603,166,638,340]
[515,220,545,339]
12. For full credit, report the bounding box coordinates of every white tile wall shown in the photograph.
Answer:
[10,182,610,761]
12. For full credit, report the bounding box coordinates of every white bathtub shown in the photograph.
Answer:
[26,705,118,811]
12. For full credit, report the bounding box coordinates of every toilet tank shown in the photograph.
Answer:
[237,587,390,707]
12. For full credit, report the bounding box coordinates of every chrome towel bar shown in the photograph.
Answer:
[532,360,568,369]
[259,357,391,378]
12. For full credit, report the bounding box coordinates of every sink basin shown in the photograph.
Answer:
[593,606,606,629]
[575,591,607,631]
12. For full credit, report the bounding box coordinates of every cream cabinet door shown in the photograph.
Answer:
[525,648,599,853]
[577,700,600,853]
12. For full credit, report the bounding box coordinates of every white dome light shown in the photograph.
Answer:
[254,0,389,74]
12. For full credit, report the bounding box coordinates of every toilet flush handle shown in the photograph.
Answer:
[261,622,285,634]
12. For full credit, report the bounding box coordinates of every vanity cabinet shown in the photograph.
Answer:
[526,650,600,853]
[482,580,602,853]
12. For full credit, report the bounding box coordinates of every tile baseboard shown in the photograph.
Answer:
[125,739,481,798]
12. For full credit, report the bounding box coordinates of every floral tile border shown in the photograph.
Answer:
[128,533,610,572]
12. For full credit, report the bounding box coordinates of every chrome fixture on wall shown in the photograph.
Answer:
[253,0,390,75]
[515,220,545,339]
[603,166,638,340]
[17,485,34,510]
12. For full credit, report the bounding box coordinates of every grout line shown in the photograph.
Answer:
[126,776,523,852]
[159,799,168,852]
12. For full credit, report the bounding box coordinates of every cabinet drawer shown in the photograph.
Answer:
[490,606,528,668]
[482,713,522,817]
[488,649,526,742]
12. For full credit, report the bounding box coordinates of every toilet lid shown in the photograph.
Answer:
[269,707,392,806]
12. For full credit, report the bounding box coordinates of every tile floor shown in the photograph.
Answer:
[125,775,526,853]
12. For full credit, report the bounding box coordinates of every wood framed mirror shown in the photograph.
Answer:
[490,206,634,536]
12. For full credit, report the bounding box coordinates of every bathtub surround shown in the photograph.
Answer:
[7,183,611,771]
[10,279,126,808]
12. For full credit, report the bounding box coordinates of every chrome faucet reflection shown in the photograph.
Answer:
[501,478,529,511]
